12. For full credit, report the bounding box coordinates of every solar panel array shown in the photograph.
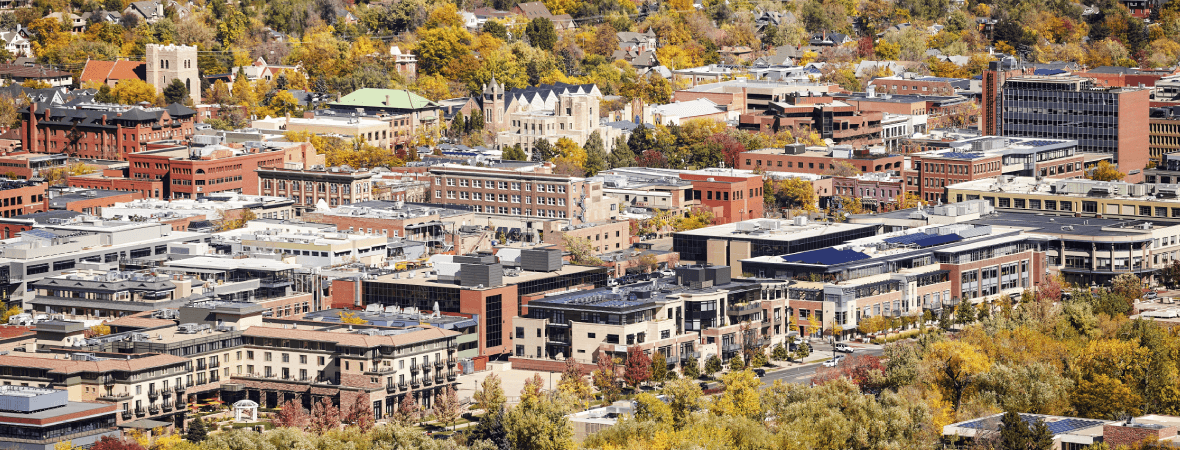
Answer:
[23,229,57,240]
[544,290,647,308]
[781,248,871,265]
[883,233,963,247]
[1022,139,1061,147]
[940,152,986,160]
[957,414,1106,436]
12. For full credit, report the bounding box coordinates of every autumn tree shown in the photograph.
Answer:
[474,373,507,413]
[563,235,605,265]
[343,394,374,431]
[926,340,992,411]
[338,311,367,324]
[592,353,619,402]
[824,161,860,177]
[110,79,157,105]
[308,397,341,433]
[387,394,416,426]
[272,399,309,429]
[623,346,651,388]
[650,352,668,386]
[1089,160,1125,181]
[435,386,461,431]
[709,370,762,420]
[682,356,700,379]
[556,357,593,407]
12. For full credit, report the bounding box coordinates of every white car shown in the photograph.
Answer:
[835,343,854,353]
[660,270,675,277]
[822,356,844,367]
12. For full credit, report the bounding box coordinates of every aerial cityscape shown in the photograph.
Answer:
[0,0,1174,448]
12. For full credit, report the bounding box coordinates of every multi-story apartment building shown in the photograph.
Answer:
[257,166,374,214]
[738,144,904,175]
[21,103,197,160]
[251,115,406,149]
[741,217,1047,335]
[331,249,610,362]
[426,166,617,225]
[124,140,323,200]
[673,79,838,115]
[945,176,1180,223]
[851,201,1180,286]
[0,349,190,427]
[738,95,884,148]
[839,91,976,129]
[981,62,1150,178]
[904,136,1085,203]
[27,269,200,319]
[598,167,765,225]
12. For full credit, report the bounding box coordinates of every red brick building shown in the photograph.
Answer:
[91,141,325,200]
[738,145,905,175]
[46,189,139,215]
[21,103,197,160]
[679,171,764,224]
[0,152,67,179]
[738,94,884,149]
[0,180,46,218]
[903,136,1086,203]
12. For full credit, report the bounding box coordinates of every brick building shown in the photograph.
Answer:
[0,180,46,218]
[303,201,476,248]
[1150,105,1180,161]
[119,141,322,199]
[0,152,67,179]
[427,166,617,225]
[257,166,374,214]
[828,172,905,211]
[21,103,197,160]
[678,170,764,224]
[738,144,905,175]
[981,63,1151,176]
[738,95,884,149]
[541,220,631,255]
[46,188,138,215]
[904,136,1084,203]
[839,92,976,129]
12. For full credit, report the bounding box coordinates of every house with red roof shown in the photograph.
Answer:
[78,60,145,87]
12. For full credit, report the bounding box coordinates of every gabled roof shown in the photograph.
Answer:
[79,60,144,84]
[514,1,552,18]
[164,102,195,117]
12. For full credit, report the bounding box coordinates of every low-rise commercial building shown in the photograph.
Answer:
[738,144,904,175]
[257,166,374,214]
[904,136,1085,203]
[0,385,119,450]
[673,217,879,277]
[738,96,884,149]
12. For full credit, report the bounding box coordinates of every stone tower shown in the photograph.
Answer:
[146,44,200,106]
[482,77,505,132]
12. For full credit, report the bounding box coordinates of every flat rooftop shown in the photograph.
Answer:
[966,212,1177,237]
[675,218,872,241]
[164,256,300,272]
[369,263,604,290]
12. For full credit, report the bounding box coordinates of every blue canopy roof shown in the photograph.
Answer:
[883,233,963,247]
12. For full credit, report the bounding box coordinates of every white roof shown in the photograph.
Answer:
[651,98,725,119]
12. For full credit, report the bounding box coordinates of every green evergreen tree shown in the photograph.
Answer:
[682,356,700,379]
[703,355,723,379]
[502,144,527,161]
[186,417,208,442]
[532,138,555,162]
[584,131,607,176]
[608,136,635,168]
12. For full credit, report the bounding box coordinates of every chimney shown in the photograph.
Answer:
[385,95,391,106]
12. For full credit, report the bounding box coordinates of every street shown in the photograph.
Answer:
[759,345,886,387]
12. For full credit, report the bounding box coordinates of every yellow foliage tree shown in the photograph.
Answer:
[1089,160,1125,181]
[925,340,992,411]
[552,137,587,169]
[0,304,22,323]
[111,79,157,105]
[895,191,924,210]
[89,324,111,336]
[339,311,368,325]
[708,370,763,419]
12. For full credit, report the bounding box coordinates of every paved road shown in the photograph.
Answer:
[759,346,885,387]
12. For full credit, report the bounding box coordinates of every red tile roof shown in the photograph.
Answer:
[0,353,187,374]
[80,60,144,84]
[244,325,458,348]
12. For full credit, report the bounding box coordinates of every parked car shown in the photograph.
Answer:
[1146,291,1159,300]
[822,356,845,367]
[660,269,675,277]
[753,368,766,377]
[835,343,854,353]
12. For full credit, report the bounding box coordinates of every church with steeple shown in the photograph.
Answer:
[478,78,620,158]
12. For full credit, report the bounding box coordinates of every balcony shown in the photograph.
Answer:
[409,365,420,374]
[447,357,457,366]
[411,378,421,388]
[209,361,220,369]
[728,302,763,315]
[386,384,398,393]
[196,364,206,371]
[102,376,115,386]
[365,366,396,375]
[423,376,433,386]
[446,372,457,382]
[666,355,679,366]
[433,360,443,369]
[149,404,159,415]
[135,407,146,417]
[147,390,159,401]
[399,381,408,391]
[121,410,132,420]
[162,401,172,413]
[686,351,701,359]
[722,343,742,352]
[419,362,431,372]
[98,392,133,402]
[174,383,185,394]
[434,374,444,384]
